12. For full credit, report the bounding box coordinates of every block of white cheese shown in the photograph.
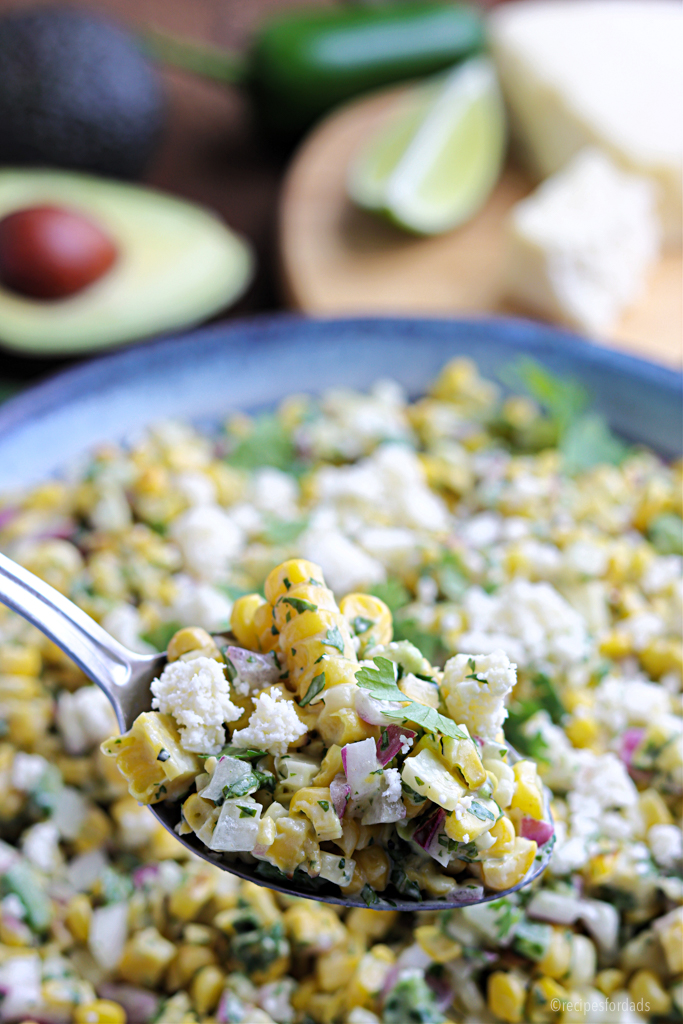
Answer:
[489,0,682,247]
[505,148,660,336]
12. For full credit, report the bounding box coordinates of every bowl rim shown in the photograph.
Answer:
[0,313,680,440]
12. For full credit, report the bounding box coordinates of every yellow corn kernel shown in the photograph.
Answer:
[5,695,53,749]
[168,866,216,922]
[484,815,516,857]
[444,804,495,843]
[565,716,600,750]
[398,673,439,708]
[253,599,279,653]
[264,815,319,876]
[355,846,391,892]
[166,626,219,662]
[65,894,92,944]
[206,461,245,505]
[634,477,673,531]
[528,976,567,1021]
[147,821,185,860]
[313,745,343,787]
[165,943,217,992]
[306,989,346,1024]
[265,558,326,604]
[346,944,395,1010]
[190,964,225,1015]
[482,837,537,891]
[538,927,572,980]
[599,630,632,659]
[0,644,41,676]
[628,970,672,1016]
[273,583,339,631]
[346,909,398,941]
[317,707,374,747]
[101,712,201,804]
[0,914,33,946]
[283,903,346,952]
[73,805,112,853]
[584,852,619,886]
[73,1000,126,1024]
[595,969,626,996]
[405,859,457,899]
[487,971,527,1023]
[655,908,683,975]
[279,607,346,651]
[229,593,266,651]
[337,818,361,858]
[339,593,393,650]
[415,924,462,963]
[640,638,683,679]
[639,789,674,829]
[290,786,343,841]
[118,926,176,987]
[316,939,364,992]
[510,760,544,819]
[182,792,219,846]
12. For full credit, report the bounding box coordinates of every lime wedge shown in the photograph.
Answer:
[348,58,506,235]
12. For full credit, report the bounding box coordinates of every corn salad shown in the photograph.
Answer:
[0,357,680,1023]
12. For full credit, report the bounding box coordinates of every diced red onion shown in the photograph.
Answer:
[427,972,455,1011]
[413,808,446,851]
[342,738,383,801]
[0,507,17,530]
[473,735,485,747]
[619,727,645,767]
[376,725,416,766]
[330,774,351,818]
[97,984,159,1023]
[225,646,280,687]
[519,817,555,846]
[132,864,159,889]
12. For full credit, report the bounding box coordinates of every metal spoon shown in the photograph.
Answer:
[0,550,553,910]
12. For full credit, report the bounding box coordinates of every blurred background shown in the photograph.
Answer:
[0,0,680,391]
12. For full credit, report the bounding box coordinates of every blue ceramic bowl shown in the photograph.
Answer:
[0,315,680,490]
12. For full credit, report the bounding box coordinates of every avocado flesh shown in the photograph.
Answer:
[0,170,253,355]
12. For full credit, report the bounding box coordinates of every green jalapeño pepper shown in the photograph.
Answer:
[148,3,485,140]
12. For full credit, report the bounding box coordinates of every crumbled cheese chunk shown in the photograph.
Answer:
[231,687,307,756]
[648,824,683,870]
[56,686,118,755]
[490,0,682,245]
[21,821,62,873]
[170,503,244,582]
[505,148,660,334]
[168,573,233,633]
[459,578,589,671]
[10,752,48,793]
[442,649,517,741]
[151,657,242,754]
[102,603,156,656]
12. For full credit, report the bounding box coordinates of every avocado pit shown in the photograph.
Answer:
[0,205,118,300]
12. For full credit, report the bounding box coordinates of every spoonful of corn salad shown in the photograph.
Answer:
[0,552,553,909]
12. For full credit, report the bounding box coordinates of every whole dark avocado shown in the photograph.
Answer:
[0,6,165,179]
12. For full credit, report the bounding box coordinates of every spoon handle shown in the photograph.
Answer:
[0,551,158,728]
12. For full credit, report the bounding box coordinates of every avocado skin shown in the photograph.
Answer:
[0,7,165,180]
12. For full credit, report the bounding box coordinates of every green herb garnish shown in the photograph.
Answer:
[300,671,325,706]
[355,657,466,740]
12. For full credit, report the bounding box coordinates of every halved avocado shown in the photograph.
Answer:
[0,169,254,355]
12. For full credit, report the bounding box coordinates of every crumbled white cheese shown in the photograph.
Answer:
[10,752,48,793]
[257,979,296,1024]
[300,516,385,596]
[167,573,233,633]
[231,687,307,756]
[648,824,683,870]
[593,675,672,732]
[151,657,242,754]
[459,578,589,671]
[251,467,299,519]
[102,603,156,656]
[170,504,243,582]
[21,821,62,873]
[296,380,412,461]
[504,147,660,334]
[56,686,119,755]
[173,470,217,506]
[490,0,682,245]
[442,649,517,741]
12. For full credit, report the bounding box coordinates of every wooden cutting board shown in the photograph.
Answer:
[279,85,682,367]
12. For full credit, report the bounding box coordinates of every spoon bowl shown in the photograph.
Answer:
[0,549,553,909]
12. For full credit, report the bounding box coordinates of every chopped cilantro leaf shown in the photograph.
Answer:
[323,624,345,654]
[300,672,325,706]
[226,413,303,473]
[361,884,379,907]
[156,748,170,762]
[238,805,258,817]
[355,657,466,740]
[281,596,317,614]
[317,800,330,812]
[469,800,496,822]
[368,578,410,614]
[351,615,375,634]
